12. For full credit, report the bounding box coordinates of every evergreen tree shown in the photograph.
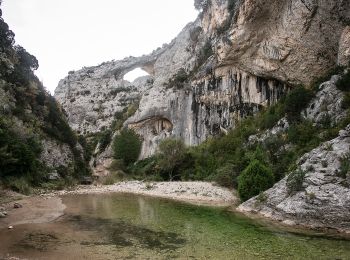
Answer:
[238,159,274,202]
[113,128,142,166]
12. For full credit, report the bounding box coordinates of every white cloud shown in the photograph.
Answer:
[2,0,198,93]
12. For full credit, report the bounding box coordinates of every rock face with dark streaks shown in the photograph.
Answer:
[55,0,350,159]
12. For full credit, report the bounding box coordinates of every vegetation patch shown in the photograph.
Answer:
[196,40,213,71]
[338,154,350,179]
[97,129,112,152]
[238,151,274,202]
[113,128,142,167]
[210,164,237,188]
[0,118,44,190]
[109,86,136,97]
[0,6,90,192]
[283,87,314,122]
[194,0,212,12]
[336,69,350,92]
[217,0,240,35]
[342,92,350,109]
[287,168,306,195]
[164,69,189,89]
[157,139,187,181]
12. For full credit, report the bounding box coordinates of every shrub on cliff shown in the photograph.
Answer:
[196,40,213,69]
[113,128,142,166]
[194,0,211,11]
[98,129,112,152]
[165,69,189,89]
[238,159,274,202]
[336,70,350,91]
[286,168,306,195]
[338,154,350,179]
[257,102,285,130]
[284,86,314,122]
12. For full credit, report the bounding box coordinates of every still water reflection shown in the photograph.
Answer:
[0,193,349,259]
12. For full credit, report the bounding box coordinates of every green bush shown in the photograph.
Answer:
[246,146,270,167]
[101,171,124,185]
[165,68,189,89]
[6,177,32,195]
[256,192,268,204]
[98,129,112,152]
[111,102,139,131]
[284,87,314,122]
[43,96,77,147]
[338,155,350,178]
[287,120,319,146]
[336,70,350,91]
[341,92,350,109]
[257,103,285,130]
[238,159,274,202]
[40,176,77,191]
[286,168,306,195]
[211,164,237,188]
[0,119,44,185]
[113,128,142,166]
[157,138,187,181]
[78,135,94,163]
[109,159,126,172]
[128,157,158,179]
[188,146,219,180]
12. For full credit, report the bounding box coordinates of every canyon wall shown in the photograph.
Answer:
[55,0,350,160]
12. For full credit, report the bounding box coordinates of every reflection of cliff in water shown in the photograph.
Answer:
[138,196,157,224]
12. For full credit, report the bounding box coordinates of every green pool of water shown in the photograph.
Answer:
[0,193,349,259]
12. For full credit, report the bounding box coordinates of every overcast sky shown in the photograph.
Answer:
[2,0,198,93]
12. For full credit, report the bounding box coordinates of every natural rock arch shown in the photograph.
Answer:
[123,68,151,82]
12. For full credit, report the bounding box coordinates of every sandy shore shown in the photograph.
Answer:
[55,181,238,206]
[0,196,65,229]
[0,181,237,229]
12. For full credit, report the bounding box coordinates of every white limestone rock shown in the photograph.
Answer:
[304,75,346,126]
[238,125,350,232]
[40,138,73,168]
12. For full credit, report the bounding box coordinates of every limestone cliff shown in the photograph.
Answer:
[55,0,350,164]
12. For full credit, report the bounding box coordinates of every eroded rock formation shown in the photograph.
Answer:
[55,0,350,160]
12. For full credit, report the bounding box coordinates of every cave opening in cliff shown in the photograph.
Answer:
[123,68,150,83]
